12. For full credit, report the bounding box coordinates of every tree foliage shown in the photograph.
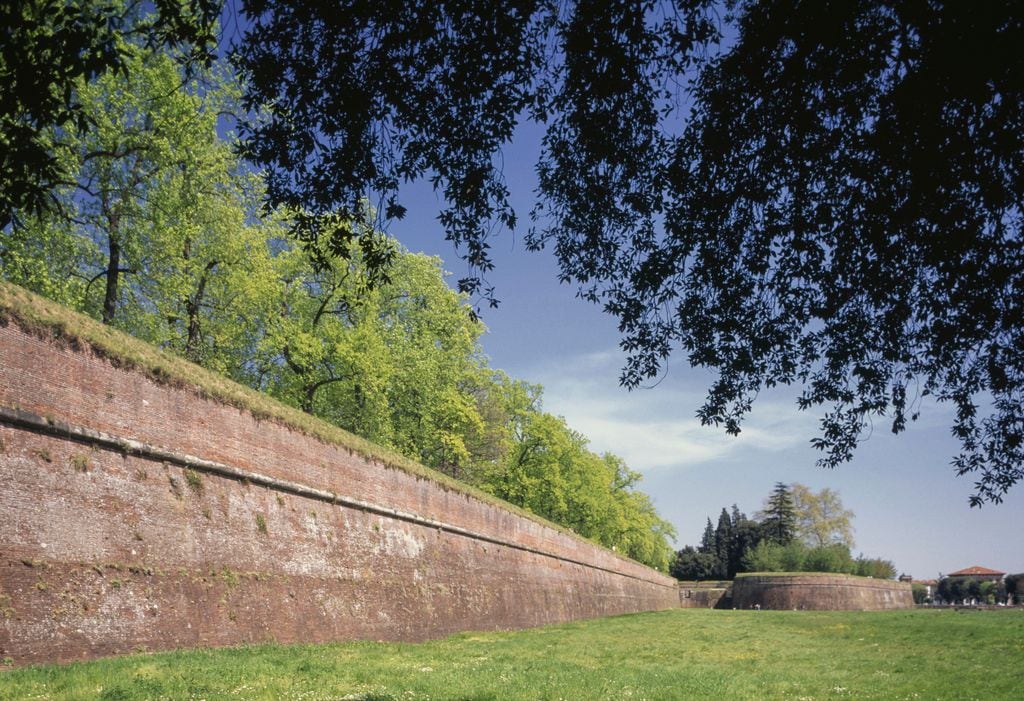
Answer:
[672,482,895,579]
[911,583,928,605]
[669,545,720,582]
[230,0,1024,503]
[853,556,897,580]
[1,30,675,570]
[671,504,759,580]
[0,0,219,230]
[479,409,676,569]
[1004,573,1023,605]
[937,576,1007,605]
[757,482,797,545]
[790,484,855,548]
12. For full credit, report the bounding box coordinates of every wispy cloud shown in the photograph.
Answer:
[529,349,817,473]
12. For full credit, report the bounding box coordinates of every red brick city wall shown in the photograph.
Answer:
[731,574,913,610]
[0,319,679,666]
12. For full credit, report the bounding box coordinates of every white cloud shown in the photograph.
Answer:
[530,350,817,473]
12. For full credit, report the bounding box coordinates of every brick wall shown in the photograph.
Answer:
[0,318,678,666]
[677,581,731,609]
[731,574,913,610]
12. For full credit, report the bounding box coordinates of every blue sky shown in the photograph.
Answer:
[218,4,1019,580]
[392,122,1022,581]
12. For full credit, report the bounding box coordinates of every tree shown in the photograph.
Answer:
[232,1,1024,504]
[1005,573,1024,605]
[978,580,996,605]
[729,512,763,578]
[911,583,928,605]
[671,545,720,581]
[790,484,855,549]
[758,482,797,545]
[1,0,219,230]
[713,508,733,579]
[670,502,761,580]
[480,408,674,570]
[938,577,966,605]
[699,518,716,554]
[743,539,807,574]
[804,544,854,574]
[854,557,897,580]
[4,43,285,380]
[252,232,501,480]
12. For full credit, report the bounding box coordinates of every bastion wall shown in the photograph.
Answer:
[731,574,914,610]
[0,295,679,666]
[677,581,731,608]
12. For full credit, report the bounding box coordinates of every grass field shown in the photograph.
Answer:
[1,608,1021,700]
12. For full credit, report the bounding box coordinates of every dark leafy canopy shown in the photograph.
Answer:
[233,1,1024,503]
[637,1,1024,507]
[0,0,220,230]
[235,0,554,293]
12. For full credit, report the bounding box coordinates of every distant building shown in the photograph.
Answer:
[945,565,1005,584]
[912,578,938,601]
[937,566,1007,606]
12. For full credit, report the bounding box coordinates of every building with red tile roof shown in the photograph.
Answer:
[937,566,1008,605]
[946,566,1005,578]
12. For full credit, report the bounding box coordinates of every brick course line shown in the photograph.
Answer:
[0,404,674,590]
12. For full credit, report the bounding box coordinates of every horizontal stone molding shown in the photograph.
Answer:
[0,405,668,588]
[0,314,678,666]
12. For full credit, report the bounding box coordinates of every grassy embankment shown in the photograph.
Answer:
[2,608,1021,701]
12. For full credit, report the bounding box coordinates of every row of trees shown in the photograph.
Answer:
[6,2,1023,504]
[0,37,675,570]
[671,483,897,580]
[924,573,1024,606]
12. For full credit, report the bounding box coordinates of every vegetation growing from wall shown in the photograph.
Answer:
[0,20,674,570]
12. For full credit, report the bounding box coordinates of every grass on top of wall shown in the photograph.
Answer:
[0,282,585,548]
[1,608,1021,700]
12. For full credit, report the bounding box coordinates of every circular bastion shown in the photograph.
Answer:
[731,573,914,610]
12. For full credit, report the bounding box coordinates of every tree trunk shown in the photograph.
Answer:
[102,219,120,325]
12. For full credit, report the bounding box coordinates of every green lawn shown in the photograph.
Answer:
[2,608,1021,700]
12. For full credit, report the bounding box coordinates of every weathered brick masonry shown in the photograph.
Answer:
[732,574,913,610]
[0,316,678,666]
[677,581,731,609]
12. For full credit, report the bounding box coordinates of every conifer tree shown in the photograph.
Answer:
[758,482,797,546]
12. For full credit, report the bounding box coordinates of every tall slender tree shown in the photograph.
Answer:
[758,482,797,546]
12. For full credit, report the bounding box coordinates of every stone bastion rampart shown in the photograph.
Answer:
[0,290,678,666]
[731,574,914,610]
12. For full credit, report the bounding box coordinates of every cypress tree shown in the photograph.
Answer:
[714,508,733,579]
